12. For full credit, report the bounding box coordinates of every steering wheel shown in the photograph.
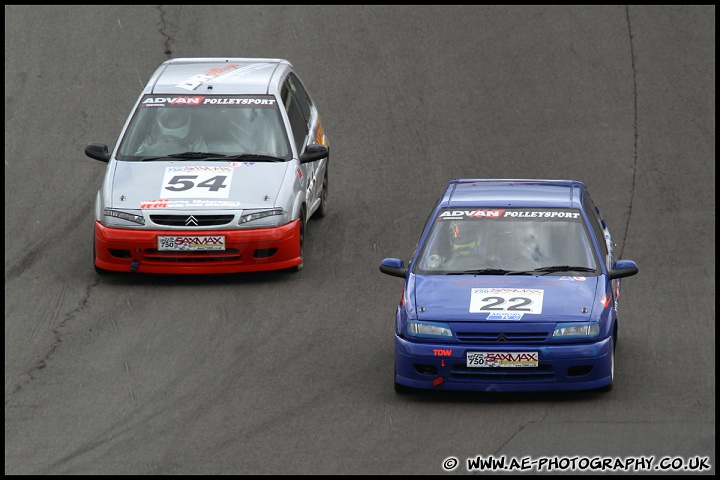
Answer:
[425,254,443,269]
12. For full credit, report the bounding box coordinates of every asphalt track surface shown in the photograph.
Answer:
[5,5,715,475]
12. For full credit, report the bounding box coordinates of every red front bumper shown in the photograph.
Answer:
[94,220,301,274]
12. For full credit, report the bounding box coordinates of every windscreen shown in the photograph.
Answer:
[116,95,291,160]
[414,208,600,275]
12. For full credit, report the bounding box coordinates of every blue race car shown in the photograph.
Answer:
[379,179,639,393]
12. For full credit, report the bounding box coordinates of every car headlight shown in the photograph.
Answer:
[238,208,285,226]
[407,321,453,339]
[103,208,145,226]
[552,322,600,338]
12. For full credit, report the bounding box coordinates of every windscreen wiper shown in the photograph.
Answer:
[202,153,287,162]
[141,152,226,161]
[450,266,596,276]
[447,268,517,275]
[527,265,597,276]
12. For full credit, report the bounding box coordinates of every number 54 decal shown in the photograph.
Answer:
[469,288,544,314]
[160,166,234,198]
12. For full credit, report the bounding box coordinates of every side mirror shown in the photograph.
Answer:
[300,144,329,164]
[608,260,639,280]
[85,143,111,162]
[379,258,407,278]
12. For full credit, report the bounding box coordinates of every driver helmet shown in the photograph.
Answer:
[451,223,478,256]
[158,108,191,138]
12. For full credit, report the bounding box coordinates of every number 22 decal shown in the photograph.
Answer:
[469,288,544,314]
[478,296,532,311]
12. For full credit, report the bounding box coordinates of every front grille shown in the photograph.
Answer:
[450,364,554,381]
[455,331,550,343]
[149,214,235,227]
[143,248,241,263]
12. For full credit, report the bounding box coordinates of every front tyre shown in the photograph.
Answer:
[394,366,417,395]
[93,240,110,275]
[394,381,416,395]
[313,169,329,219]
[597,336,615,392]
[289,206,306,272]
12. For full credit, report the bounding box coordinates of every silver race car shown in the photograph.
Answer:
[85,58,329,274]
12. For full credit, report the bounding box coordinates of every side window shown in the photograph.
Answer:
[583,195,610,264]
[281,73,313,154]
[287,73,312,121]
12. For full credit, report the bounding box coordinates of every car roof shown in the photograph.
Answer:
[143,57,294,95]
[440,179,587,209]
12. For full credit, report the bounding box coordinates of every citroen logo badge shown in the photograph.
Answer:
[497,333,508,342]
[185,215,198,226]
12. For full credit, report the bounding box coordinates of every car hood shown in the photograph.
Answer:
[411,274,602,322]
[108,161,292,210]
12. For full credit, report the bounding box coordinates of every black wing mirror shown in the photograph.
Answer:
[300,144,329,164]
[85,142,111,163]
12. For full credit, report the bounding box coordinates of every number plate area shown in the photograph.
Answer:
[466,351,539,368]
[158,236,226,251]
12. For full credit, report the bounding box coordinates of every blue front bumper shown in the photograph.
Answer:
[395,335,613,392]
